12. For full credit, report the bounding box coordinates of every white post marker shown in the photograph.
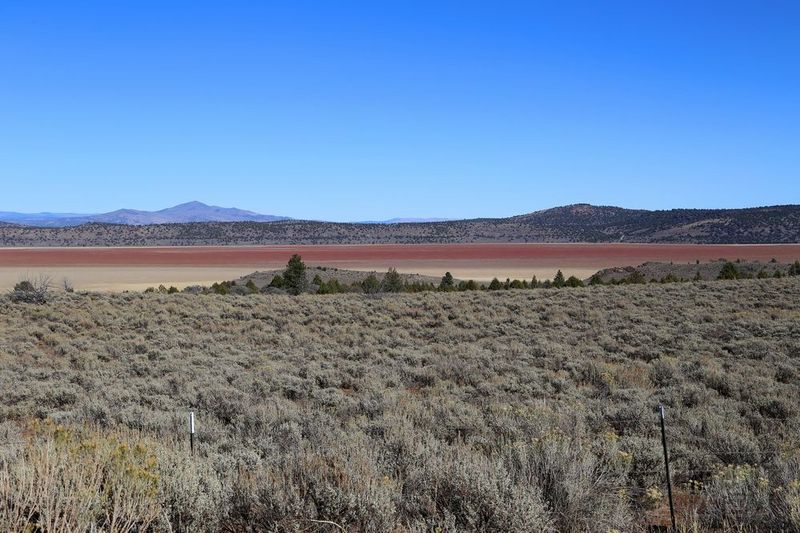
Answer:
[189,411,195,455]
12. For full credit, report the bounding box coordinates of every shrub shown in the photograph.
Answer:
[318,278,344,294]
[588,274,605,285]
[457,280,479,291]
[361,274,380,294]
[63,278,74,293]
[210,281,230,295]
[718,262,741,280]
[0,420,160,532]
[2,279,799,530]
[703,464,774,529]
[509,279,525,289]
[9,276,50,304]
[501,431,632,531]
[621,270,645,284]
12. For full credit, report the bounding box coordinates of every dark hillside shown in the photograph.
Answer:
[0,204,797,246]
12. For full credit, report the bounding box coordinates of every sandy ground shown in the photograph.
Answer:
[0,267,263,292]
[1,243,798,291]
[0,266,600,291]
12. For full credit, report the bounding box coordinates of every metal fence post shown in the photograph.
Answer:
[189,411,195,455]
[659,404,676,531]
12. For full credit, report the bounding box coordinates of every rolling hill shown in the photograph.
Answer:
[0,203,797,246]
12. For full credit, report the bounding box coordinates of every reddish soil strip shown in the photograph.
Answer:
[0,244,799,268]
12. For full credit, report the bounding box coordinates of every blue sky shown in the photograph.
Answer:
[0,1,798,221]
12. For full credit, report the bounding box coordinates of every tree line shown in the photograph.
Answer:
[139,256,800,296]
[192,255,609,296]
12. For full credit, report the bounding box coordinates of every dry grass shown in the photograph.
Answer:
[1,278,799,531]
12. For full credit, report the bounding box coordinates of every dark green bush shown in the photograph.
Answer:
[381,268,404,293]
[283,254,308,295]
[718,261,741,280]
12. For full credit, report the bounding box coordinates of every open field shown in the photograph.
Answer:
[1,278,799,531]
[1,243,799,291]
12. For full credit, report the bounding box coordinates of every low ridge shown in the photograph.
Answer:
[0,203,797,245]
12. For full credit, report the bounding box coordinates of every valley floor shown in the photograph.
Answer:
[1,242,799,290]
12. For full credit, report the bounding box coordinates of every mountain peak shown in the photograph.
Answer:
[0,202,289,226]
[173,201,208,208]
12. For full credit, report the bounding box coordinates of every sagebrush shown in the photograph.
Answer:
[1,279,799,531]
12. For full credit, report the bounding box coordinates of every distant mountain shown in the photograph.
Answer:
[90,201,288,224]
[0,203,797,246]
[0,211,91,227]
[0,201,288,226]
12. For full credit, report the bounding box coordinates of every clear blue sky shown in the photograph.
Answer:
[1,1,798,221]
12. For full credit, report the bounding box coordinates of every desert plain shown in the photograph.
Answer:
[1,243,800,291]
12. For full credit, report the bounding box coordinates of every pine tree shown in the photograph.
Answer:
[488,278,502,290]
[553,270,566,288]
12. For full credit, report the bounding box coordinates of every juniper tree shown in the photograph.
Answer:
[245,280,258,293]
[565,276,584,287]
[718,262,740,280]
[381,268,404,293]
[361,274,380,294]
[283,254,308,295]
[439,272,455,292]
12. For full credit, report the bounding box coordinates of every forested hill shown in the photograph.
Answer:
[0,204,797,246]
